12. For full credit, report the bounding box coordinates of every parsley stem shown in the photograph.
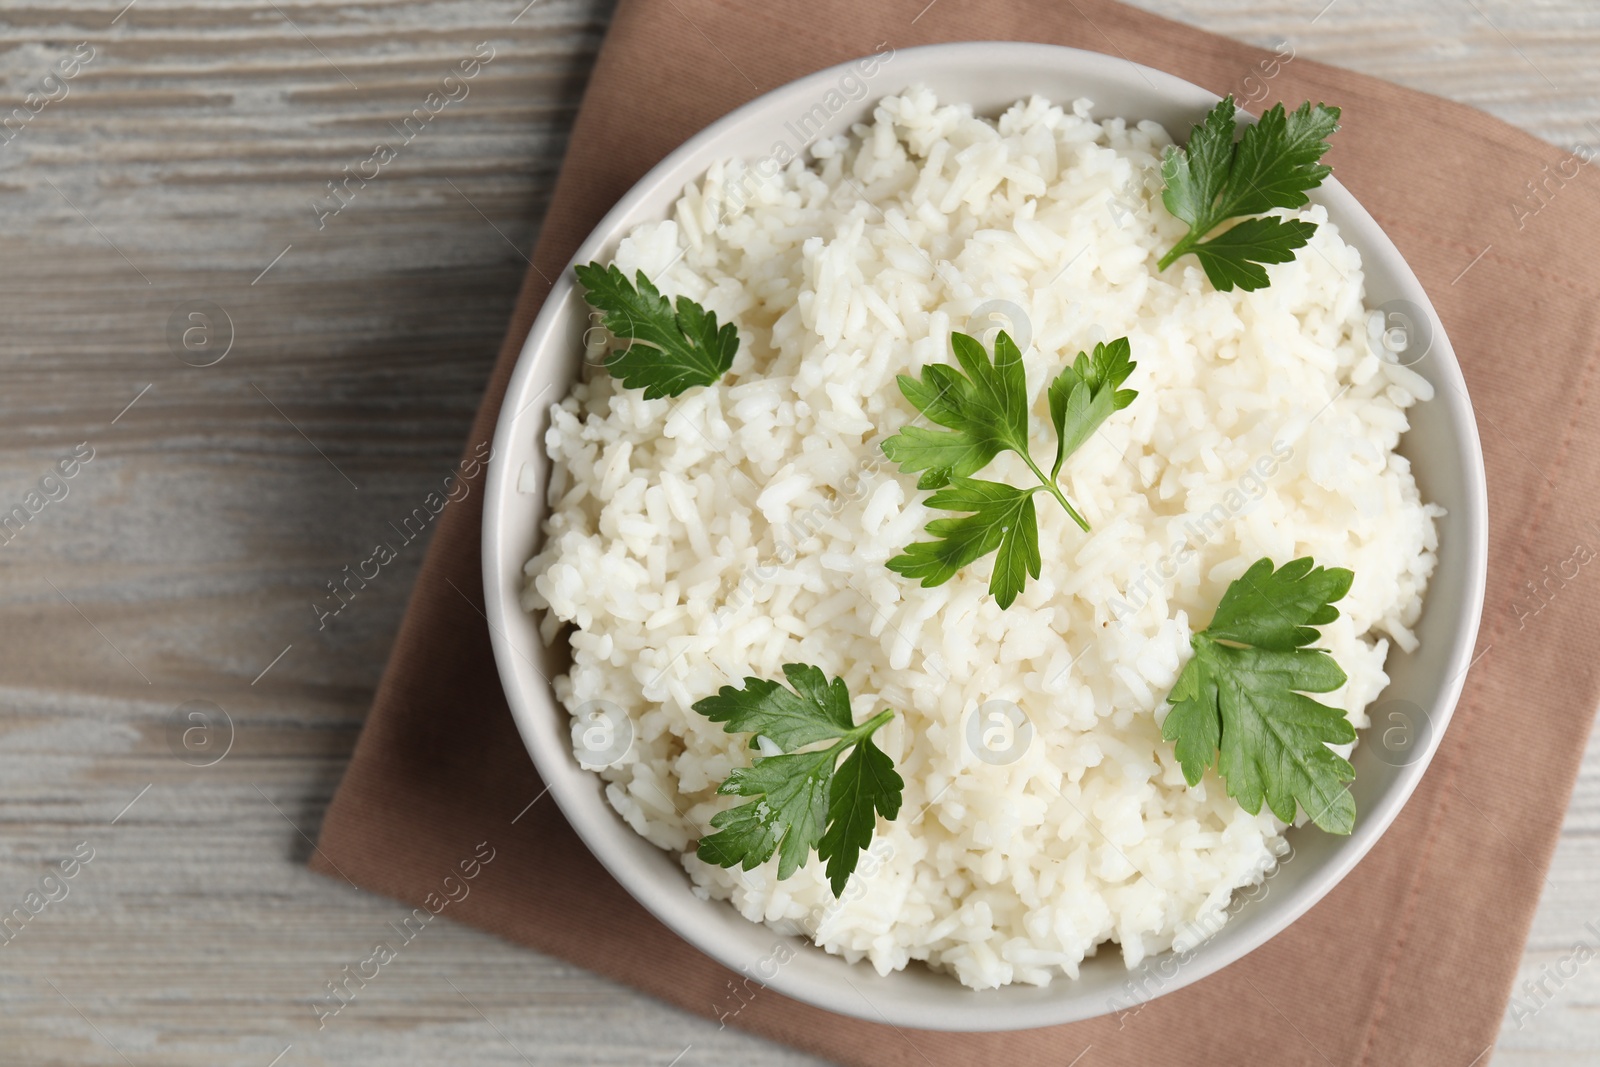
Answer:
[1157,232,1200,272]
[1018,451,1091,533]
[845,708,896,744]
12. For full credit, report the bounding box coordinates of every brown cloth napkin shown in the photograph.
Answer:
[311,0,1600,1062]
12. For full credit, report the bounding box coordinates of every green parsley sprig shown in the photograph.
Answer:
[1162,557,1358,834]
[1157,96,1341,292]
[882,330,1137,608]
[693,664,903,896]
[574,262,738,399]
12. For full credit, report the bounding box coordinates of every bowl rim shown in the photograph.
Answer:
[483,40,1489,1031]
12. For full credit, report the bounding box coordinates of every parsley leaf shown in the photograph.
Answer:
[816,733,901,895]
[1046,337,1138,480]
[886,478,1041,609]
[1204,555,1353,650]
[1184,216,1319,293]
[694,664,854,749]
[1157,97,1341,292]
[1162,557,1359,834]
[881,330,1030,491]
[703,749,837,882]
[574,262,738,399]
[694,664,902,896]
[883,331,1137,608]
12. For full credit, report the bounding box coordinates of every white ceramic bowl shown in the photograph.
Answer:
[483,42,1488,1032]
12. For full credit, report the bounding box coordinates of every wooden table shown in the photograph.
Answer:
[1,2,1593,1063]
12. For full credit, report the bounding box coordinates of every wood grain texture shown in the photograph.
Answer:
[0,1,1593,1064]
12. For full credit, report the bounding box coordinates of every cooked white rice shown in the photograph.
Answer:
[521,87,1440,990]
